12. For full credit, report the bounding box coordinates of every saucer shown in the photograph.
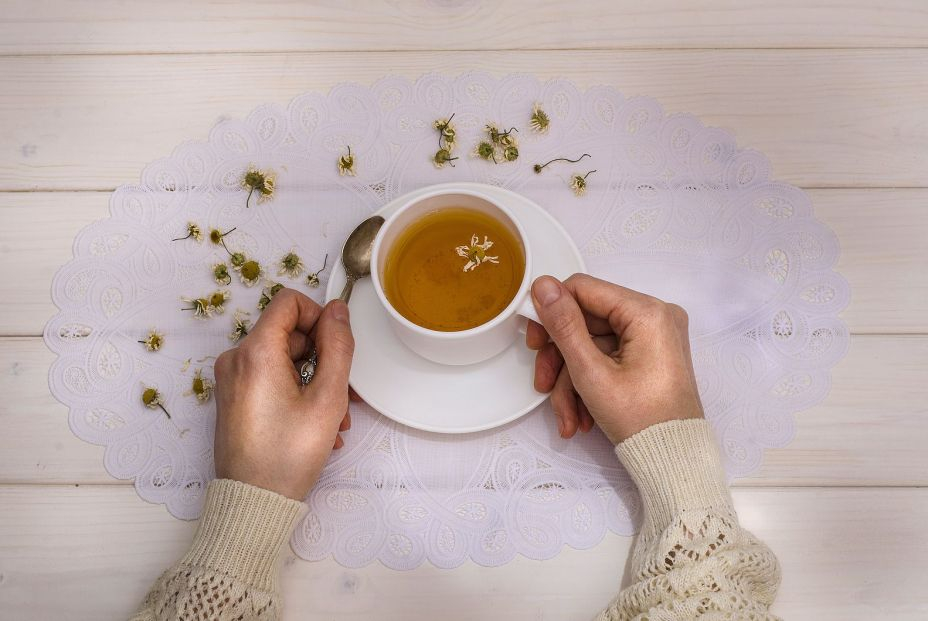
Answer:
[325,182,585,434]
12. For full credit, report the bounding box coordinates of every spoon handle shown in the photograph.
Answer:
[338,276,356,303]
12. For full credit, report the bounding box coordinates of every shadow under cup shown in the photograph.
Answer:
[371,190,533,366]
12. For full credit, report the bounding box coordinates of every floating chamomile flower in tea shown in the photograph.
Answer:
[141,386,171,419]
[188,368,214,404]
[241,165,276,208]
[530,103,550,133]
[213,262,231,286]
[208,290,230,314]
[337,146,356,177]
[171,222,203,243]
[533,153,590,174]
[455,234,500,273]
[570,170,597,197]
[238,260,262,287]
[229,309,252,342]
[257,282,284,311]
[305,254,329,288]
[181,296,212,319]
[278,251,305,278]
[433,148,458,169]
[138,329,164,352]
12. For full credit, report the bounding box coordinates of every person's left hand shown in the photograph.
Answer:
[212,288,355,501]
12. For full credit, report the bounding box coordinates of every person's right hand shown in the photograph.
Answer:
[527,274,703,445]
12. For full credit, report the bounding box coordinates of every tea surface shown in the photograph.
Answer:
[384,208,525,331]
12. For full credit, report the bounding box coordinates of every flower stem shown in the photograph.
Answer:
[534,153,591,173]
[245,186,255,209]
[170,232,192,242]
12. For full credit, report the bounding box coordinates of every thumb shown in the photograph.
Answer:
[307,300,355,406]
[531,276,603,372]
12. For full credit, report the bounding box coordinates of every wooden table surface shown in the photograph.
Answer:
[1,2,927,619]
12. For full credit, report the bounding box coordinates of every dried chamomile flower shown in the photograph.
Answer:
[189,368,214,404]
[486,124,518,146]
[209,290,230,314]
[481,124,519,164]
[181,296,212,319]
[278,251,305,278]
[432,113,459,168]
[455,234,500,272]
[305,254,329,288]
[570,170,597,197]
[257,282,285,311]
[213,262,231,286]
[171,222,203,243]
[209,227,236,252]
[529,103,550,133]
[499,129,518,148]
[534,153,590,174]
[473,141,496,162]
[338,146,356,177]
[229,251,247,269]
[141,386,171,419]
[433,148,458,169]
[241,165,277,208]
[486,124,503,144]
[229,309,252,342]
[238,260,262,287]
[137,330,164,352]
[434,114,457,148]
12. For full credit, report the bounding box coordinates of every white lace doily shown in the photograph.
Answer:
[44,73,849,569]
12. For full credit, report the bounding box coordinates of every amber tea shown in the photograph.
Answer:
[383,208,525,332]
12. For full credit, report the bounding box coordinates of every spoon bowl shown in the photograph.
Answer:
[338,215,385,302]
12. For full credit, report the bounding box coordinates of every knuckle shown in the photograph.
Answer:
[214,351,233,378]
[667,303,689,325]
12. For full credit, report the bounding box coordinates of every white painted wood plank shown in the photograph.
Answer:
[2,0,927,54]
[3,335,926,486]
[0,50,925,190]
[0,485,924,620]
[2,189,924,337]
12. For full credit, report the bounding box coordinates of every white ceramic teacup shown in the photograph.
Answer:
[370,188,540,366]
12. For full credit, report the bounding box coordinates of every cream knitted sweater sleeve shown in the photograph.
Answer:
[596,419,782,620]
[129,478,302,621]
[130,420,780,621]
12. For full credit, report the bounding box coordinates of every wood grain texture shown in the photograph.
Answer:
[3,335,925,486]
[1,484,925,620]
[2,0,927,54]
[3,189,924,337]
[1,50,926,191]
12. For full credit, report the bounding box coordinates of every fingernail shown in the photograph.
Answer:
[331,301,349,322]
[534,276,561,307]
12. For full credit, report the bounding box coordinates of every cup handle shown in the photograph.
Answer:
[515,293,541,328]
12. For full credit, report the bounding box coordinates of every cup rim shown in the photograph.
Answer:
[370,187,533,339]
